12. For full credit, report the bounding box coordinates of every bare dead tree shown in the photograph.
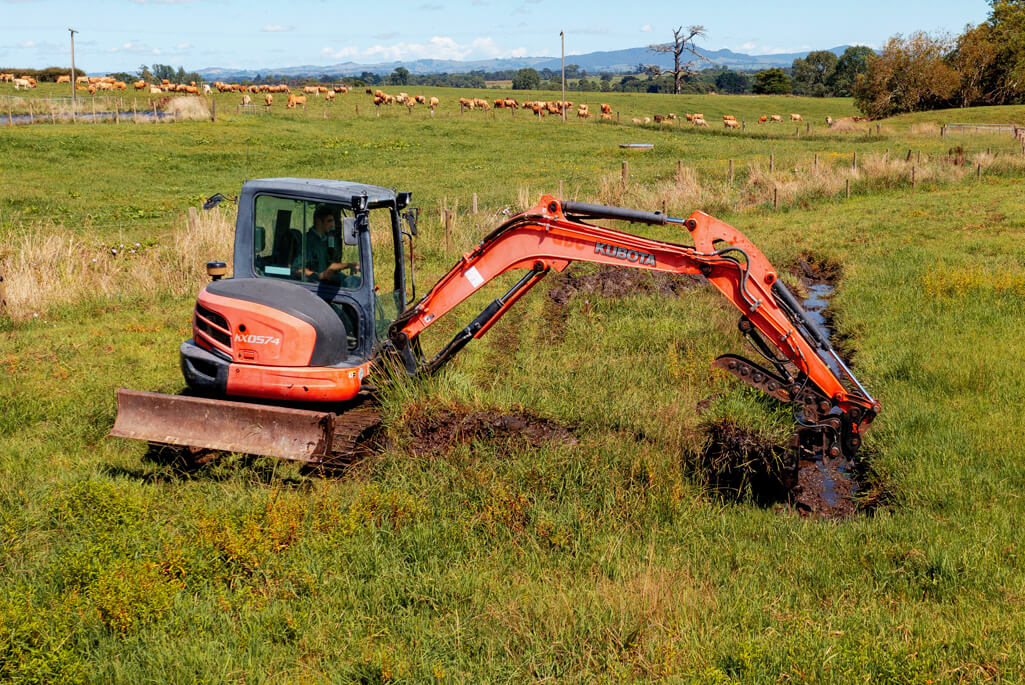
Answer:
[649,25,709,94]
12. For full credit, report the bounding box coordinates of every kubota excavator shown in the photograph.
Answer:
[111,178,879,468]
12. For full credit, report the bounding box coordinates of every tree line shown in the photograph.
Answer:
[854,0,1025,117]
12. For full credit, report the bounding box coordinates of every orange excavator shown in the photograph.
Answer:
[112,178,879,467]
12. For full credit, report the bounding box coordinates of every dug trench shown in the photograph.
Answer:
[697,253,888,519]
[539,261,886,518]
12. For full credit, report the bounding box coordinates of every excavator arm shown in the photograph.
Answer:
[384,196,879,462]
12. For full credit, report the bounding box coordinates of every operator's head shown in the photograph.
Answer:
[313,205,335,235]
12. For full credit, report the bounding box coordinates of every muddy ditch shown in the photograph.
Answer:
[694,252,886,519]
[695,419,888,519]
[400,404,577,457]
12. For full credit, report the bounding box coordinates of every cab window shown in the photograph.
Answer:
[252,195,362,290]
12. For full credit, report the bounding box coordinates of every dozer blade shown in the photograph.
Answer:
[111,388,335,462]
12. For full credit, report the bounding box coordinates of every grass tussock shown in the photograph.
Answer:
[165,96,210,121]
[0,207,232,319]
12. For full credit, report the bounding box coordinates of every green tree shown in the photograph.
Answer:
[828,46,875,96]
[390,67,410,85]
[980,0,1025,102]
[791,50,839,96]
[715,69,749,94]
[752,68,791,94]
[511,68,541,90]
[853,32,959,117]
[137,64,154,82]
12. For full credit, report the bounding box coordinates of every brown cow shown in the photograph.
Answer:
[429,96,440,109]
[287,94,307,109]
[600,103,612,115]
[758,115,768,124]
[264,93,273,107]
[790,113,803,121]
[769,115,783,122]
[724,119,741,129]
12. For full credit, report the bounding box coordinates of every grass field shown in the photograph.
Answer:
[2,86,1025,682]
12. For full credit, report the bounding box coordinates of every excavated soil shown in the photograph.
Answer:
[697,420,881,519]
[547,265,702,306]
[543,265,702,343]
[402,404,577,456]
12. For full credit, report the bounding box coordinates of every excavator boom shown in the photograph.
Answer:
[385,196,878,462]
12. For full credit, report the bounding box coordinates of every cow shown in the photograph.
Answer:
[769,115,783,122]
[414,95,427,105]
[134,80,147,90]
[324,91,335,101]
[790,113,803,121]
[13,78,30,90]
[600,112,613,121]
[825,115,833,126]
[758,115,768,124]
[723,114,737,122]
[631,117,642,124]
[264,94,273,107]
[429,96,440,110]
[693,117,708,127]
[577,104,591,118]
[0,73,14,82]
[149,86,162,94]
[654,114,665,123]
[600,103,612,115]
[288,94,307,109]
[56,75,71,84]
[724,119,741,129]
[241,94,252,106]
[203,84,212,94]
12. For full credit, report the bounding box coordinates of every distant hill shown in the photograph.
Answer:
[196,45,857,81]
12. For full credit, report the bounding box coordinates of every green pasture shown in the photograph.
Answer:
[2,91,1025,681]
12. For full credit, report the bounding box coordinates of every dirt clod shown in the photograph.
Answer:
[696,420,793,507]
[548,265,702,306]
[403,404,576,456]
[698,420,880,519]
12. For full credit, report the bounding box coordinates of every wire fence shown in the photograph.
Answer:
[0,94,184,124]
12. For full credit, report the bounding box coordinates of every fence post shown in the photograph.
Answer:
[6,100,11,126]
[941,125,946,137]
[814,153,818,169]
[676,159,682,183]
[852,151,857,170]
[769,154,774,173]
[133,99,138,123]
[211,100,216,123]
[773,187,778,210]
[977,163,982,181]
[114,100,119,124]
[28,100,33,124]
[444,209,452,252]
[473,192,479,214]
[917,150,922,164]
[846,179,850,199]
[806,122,810,134]
[912,166,917,188]
[355,104,359,116]
[621,160,628,187]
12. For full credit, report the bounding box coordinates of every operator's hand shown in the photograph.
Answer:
[319,262,358,280]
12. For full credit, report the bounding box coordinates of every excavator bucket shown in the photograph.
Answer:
[110,388,335,462]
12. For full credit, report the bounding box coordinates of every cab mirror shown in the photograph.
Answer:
[342,217,358,246]
[402,207,419,236]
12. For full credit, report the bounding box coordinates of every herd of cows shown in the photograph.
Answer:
[0,74,840,128]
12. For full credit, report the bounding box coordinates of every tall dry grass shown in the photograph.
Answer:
[0,207,233,319]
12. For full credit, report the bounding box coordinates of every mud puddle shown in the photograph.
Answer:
[695,253,880,519]
[403,404,577,456]
[698,420,877,518]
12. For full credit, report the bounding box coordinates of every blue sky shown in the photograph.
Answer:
[1,0,992,73]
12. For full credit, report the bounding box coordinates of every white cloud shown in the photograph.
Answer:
[262,25,293,32]
[18,40,36,48]
[641,25,651,33]
[321,46,361,60]
[175,42,191,50]
[321,36,529,63]
[111,41,161,55]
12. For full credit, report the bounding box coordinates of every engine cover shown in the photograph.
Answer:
[194,278,349,367]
